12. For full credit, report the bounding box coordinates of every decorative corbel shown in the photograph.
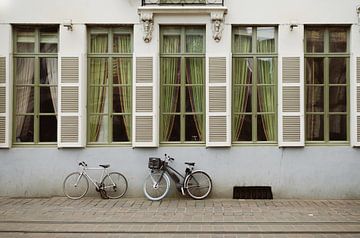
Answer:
[211,11,225,43]
[139,11,154,43]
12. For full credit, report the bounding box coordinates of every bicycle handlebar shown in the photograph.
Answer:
[164,154,175,162]
[78,161,88,167]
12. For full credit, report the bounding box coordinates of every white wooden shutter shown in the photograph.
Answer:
[58,57,83,147]
[133,57,157,147]
[353,57,360,146]
[0,57,9,148]
[206,56,231,147]
[279,57,304,147]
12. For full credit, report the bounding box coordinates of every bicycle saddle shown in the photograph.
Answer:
[185,162,195,166]
[99,164,110,168]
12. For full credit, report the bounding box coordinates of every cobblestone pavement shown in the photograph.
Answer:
[0,197,359,237]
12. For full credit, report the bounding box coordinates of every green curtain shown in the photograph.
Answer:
[233,35,252,140]
[89,35,108,142]
[186,35,204,140]
[257,57,275,141]
[114,34,131,141]
[161,35,180,141]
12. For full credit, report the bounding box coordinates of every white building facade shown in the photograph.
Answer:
[0,0,360,198]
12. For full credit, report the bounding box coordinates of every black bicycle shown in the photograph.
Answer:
[143,154,212,201]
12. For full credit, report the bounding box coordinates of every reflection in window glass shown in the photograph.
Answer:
[306,28,324,53]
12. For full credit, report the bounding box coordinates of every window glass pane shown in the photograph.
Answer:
[161,86,180,113]
[186,58,204,84]
[329,28,347,53]
[89,115,108,143]
[113,58,131,84]
[185,115,203,141]
[16,29,35,53]
[186,86,203,113]
[16,87,34,113]
[161,58,181,84]
[306,28,324,53]
[233,27,252,53]
[90,34,108,53]
[257,27,275,53]
[186,35,203,53]
[306,115,324,141]
[40,27,58,53]
[40,87,57,113]
[329,58,346,84]
[40,58,58,85]
[329,115,347,141]
[306,86,324,112]
[257,114,275,141]
[329,86,346,112]
[162,35,181,53]
[113,34,131,53]
[233,58,253,84]
[90,58,108,85]
[305,58,324,84]
[39,115,57,142]
[161,115,180,141]
[15,115,34,142]
[234,86,251,113]
[89,86,108,113]
[257,58,275,84]
[234,115,252,141]
[257,86,275,112]
[113,115,130,142]
[113,86,131,113]
[16,58,35,84]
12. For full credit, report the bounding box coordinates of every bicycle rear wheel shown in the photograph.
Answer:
[63,172,89,199]
[143,171,170,201]
[101,172,128,199]
[185,171,212,200]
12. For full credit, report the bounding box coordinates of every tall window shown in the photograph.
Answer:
[160,26,205,143]
[14,26,58,144]
[88,27,132,144]
[305,26,349,143]
[232,26,277,143]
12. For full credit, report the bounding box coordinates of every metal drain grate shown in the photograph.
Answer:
[233,186,273,199]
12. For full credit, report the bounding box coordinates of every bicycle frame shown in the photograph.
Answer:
[76,166,111,190]
[153,162,191,189]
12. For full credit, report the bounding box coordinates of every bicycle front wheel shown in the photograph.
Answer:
[143,171,170,201]
[101,172,128,199]
[63,172,89,200]
[185,171,212,200]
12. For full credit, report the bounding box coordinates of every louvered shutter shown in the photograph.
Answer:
[133,57,157,147]
[206,57,231,147]
[279,57,304,147]
[0,57,8,148]
[58,57,84,147]
[353,57,360,146]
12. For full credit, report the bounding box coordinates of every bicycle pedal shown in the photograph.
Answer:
[99,189,109,199]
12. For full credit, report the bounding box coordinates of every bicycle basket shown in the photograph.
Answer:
[148,157,162,169]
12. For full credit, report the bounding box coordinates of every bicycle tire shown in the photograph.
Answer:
[185,171,212,200]
[143,171,170,201]
[63,172,89,200]
[101,172,128,199]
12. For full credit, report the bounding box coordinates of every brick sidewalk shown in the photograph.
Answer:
[0,197,359,237]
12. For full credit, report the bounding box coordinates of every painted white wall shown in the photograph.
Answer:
[0,147,359,199]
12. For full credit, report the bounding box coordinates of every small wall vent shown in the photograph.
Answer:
[233,186,273,199]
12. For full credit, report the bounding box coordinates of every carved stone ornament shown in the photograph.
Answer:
[140,11,154,43]
[211,11,225,43]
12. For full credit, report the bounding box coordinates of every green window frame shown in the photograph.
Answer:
[232,26,278,143]
[305,26,350,144]
[87,26,133,145]
[13,26,59,145]
[160,26,205,144]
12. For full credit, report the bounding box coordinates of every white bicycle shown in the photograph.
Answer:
[63,161,128,199]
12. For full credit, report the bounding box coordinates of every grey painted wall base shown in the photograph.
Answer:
[0,147,359,199]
